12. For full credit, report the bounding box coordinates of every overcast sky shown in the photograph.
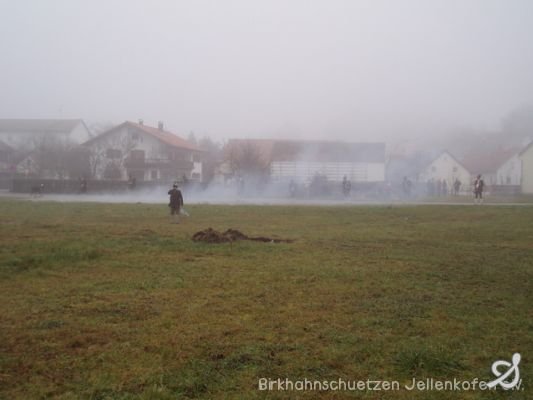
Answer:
[1,0,532,142]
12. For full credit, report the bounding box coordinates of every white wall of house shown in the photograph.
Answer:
[85,125,201,182]
[270,161,385,182]
[419,152,471,189]
[86,126,167,180]
[520,144,533,194]
[496,155,521,185]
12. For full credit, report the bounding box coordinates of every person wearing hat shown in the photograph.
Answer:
[168,183,184,222]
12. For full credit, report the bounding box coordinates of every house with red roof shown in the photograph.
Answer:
[461,147,522,186]
[83,121,204,182]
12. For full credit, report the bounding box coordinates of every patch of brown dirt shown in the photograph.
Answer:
[192,228,293,244]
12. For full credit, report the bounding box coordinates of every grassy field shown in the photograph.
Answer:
[0,199,531,399]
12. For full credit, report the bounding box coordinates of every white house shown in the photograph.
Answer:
[419,151,471,191]
[496,153,522,186]
[519,142,533,194]
[0,119,90,152]
[83,121,204,182]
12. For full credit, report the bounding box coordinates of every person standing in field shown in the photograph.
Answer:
[289,179,297,198]
[342,176,352,198]
[168,183,184,223]
[453,178,461,196]
[473,174,485,204]
[79,177,87,194]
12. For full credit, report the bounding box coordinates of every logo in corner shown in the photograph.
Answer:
[487,353,521,390]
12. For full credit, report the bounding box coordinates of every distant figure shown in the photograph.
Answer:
[435,179,442,196]
[427,179,435,197]
[237,176,245,196]
[168,183,184,223]
[402,176,413,198]
[79,178,87,194]
[342,176,352,198]
[473,174,485,204]
[289,180,297,198]
[31,183,44,197]
[441,179,448,196]
[128,176,137,191]
[453,178,461,196]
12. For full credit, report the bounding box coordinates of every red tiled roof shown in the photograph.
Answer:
[84,121,204,152]
[461,147,520,174]
[125,121,203,152]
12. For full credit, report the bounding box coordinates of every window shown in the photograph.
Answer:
[106,149,122,159]
[151,170,158,180]
[192,153,201,163]
[132,132,139,141]
[431,166,436,172]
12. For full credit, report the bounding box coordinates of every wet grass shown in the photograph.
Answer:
[0,199,531,399]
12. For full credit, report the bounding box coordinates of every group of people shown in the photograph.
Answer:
[426,175,485,202]
[426,178,464,197]
[427,178,451,197]
[168,174,487,219]
[287,176,352,198]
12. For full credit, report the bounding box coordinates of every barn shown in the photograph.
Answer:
[268,141,386,183]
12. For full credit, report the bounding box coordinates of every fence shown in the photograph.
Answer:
[10,178,165,194]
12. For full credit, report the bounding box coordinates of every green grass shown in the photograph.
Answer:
[0,199,531,399]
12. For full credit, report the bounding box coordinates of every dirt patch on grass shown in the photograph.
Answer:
[192,228,293,244]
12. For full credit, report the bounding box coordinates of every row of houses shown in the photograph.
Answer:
[0,119,204,183]
[0,118,532,194]
[418,148,531,193]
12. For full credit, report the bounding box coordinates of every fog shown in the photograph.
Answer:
[1,0,533,143]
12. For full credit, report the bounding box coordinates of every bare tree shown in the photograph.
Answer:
[225,141,269,177]
[87,131,135,179]
[198,136,222,183]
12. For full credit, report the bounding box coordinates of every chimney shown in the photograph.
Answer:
[138,119,144,126]
[158,121,164,131]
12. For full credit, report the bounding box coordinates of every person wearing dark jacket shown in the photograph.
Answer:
[473,175,485,204]
[168,183,184,222]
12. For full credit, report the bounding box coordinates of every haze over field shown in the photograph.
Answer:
[1,0,532,142]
